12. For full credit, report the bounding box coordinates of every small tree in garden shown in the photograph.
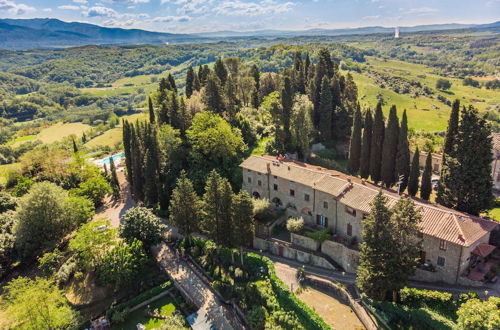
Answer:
[457,296,500,330]
[286,217,304,233]
[119,207,165,249]
[109,157,120,200]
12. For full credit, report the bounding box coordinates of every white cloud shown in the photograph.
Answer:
[42,8,52,12]
[73,0,88,4]
[214,0,294,16]
[84,6,120,18]
[362,15,380,20]
[102,0,150,4]
[153,15,191,22]
[0,0,35,15]
[58,5,81,10]
[175,0,212,15]
[402,7,439,15]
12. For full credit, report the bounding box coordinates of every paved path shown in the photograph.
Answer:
[258,250,500,299]
[93,168,134,228]
[153,243,240,330]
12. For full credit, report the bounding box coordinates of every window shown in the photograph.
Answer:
[439,240,447,251]
[347,223,352,236]
[257,180,262,186]
[290,189,295,197]
[316,215,328,227]
[433,164,439,172]
[437,256,445,267]
[273,184,278,191]
[323,201,329,209]
[247,177,252,183]
[304,194,310,201]
[273,175,277,179]
[345,206,356,216]
[247,169,251,173]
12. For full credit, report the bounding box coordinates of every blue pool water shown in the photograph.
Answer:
[97,152,124,166]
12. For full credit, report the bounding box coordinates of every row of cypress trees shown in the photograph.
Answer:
[348,99,493,208]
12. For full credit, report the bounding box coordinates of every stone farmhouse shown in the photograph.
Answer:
[241,155,498,285]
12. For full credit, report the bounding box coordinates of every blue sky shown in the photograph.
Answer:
[0,0,499,33]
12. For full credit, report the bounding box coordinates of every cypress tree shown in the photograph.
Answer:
[408,147,420,196]
[131,123,144,201]
[109,157,120,200]
[231,191,254,265]
[82,132,87,144]
[193,73,201,92]
[214,58,228,86]
[103,163,108,177]
[148,96,155,124]
[312,49,332,125]
[438,106,493,215]
[72,139,78,153]
[185,65,194,98]
[360,109,373,179]
[250,64,261,108]
[318,77,333,141]
[420,152,432,200]
[396,110,410,193]
[123,120,133,188]
[347,106,362,174]
[436,99,460,204]
[281,77,293,150]
[369,102,385,183]
[381,105,399,187]
[167,73,177,93]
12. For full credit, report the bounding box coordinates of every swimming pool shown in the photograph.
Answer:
[95,152,124,166]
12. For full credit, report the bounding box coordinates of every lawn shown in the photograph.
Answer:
[34,122,91,144]
[111,295,177,330]
[85,112,146,148]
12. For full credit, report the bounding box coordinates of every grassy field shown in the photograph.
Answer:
[85,112,146,148]
[10,122,91,147]
[347,57,499,132]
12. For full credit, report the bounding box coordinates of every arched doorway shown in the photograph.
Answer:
[252,191,261,199]
[272,197,282,207]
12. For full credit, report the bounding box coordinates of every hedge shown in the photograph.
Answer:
[258,254,332,330]
[400,287,454,317]
[106,280,172,321]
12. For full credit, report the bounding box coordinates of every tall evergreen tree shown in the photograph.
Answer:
[123,120,133,188]
[436,99,460,204]
[250,64,261,108]
[193,73,201,92]
[109,157,120,200]
[214,58,228,86]
[356,191,394,301]
[381,105,399,187]
[203,74,225,114]
[148,97,155,124]
[169,171,201,244]
[202,170,233,251]
[281,77,293,150]
[360,109,373,179]
[369,102,385,183]
[437,106,493,215]
[318,77,333,141]
[72,139,78,153]
[420,152,432,201]
[231,191,254,265]
[167,73,177,93]
[130,123,144,201]
[396,110,410,193]
[185,65,194,98]
[347,106,362,174]
[387,197,422,301]
[408,147,420,196]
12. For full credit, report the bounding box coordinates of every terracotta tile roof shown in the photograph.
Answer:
[471,243,496,257]
[491,132,500,151]
[241,155,498,247]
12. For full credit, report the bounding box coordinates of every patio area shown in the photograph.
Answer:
[465,243,499,283]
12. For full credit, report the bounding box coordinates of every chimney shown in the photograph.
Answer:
[288,165,291,171]
[458,234,464,241]
[266,163,271,173]
[361,179,366,185]
[347,177,351,183]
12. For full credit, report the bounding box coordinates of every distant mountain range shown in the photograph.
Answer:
[1,18,499,50]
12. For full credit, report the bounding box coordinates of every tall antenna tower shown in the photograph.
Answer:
[395,26,400,38]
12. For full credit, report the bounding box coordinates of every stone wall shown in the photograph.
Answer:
[291,233,320,251]
[321,240,359,273]
[253,237,336,270]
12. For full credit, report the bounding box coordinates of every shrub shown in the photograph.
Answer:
[38,248,64,276]
[56,257,78,285]
[0,192,17,212]
[457,296,500,330]
[400,287,454,315]
[305,228,331,244]
[119,207,165,249]
[286,217,304,233]
[436,79,452,90]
